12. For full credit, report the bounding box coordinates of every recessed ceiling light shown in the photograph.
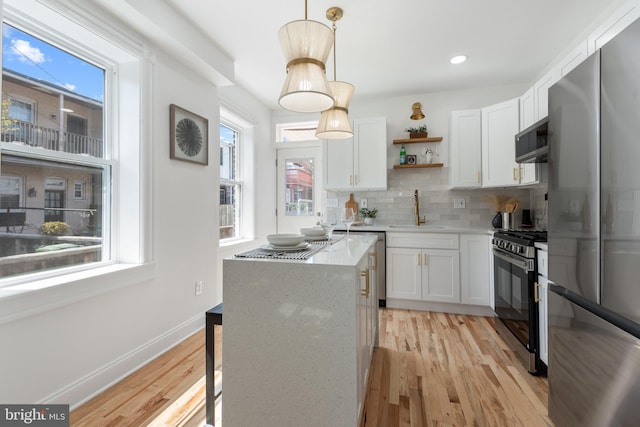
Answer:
[450,55,467,64]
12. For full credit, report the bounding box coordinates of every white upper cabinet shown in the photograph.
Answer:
[588,1,640,54]
[481,98,521,187]
[324,117,387,191]
[324,139,354,190]
[450,110,482,188]
[559,41,589,78]
[534,68,561,120]
[519,87,535,130]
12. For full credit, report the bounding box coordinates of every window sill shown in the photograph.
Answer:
[0,262,156,325]
[219,237,258,249]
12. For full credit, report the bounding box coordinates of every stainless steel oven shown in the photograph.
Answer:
[492,230,547,375]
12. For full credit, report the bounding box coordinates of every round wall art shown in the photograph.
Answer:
[170,104,209,165]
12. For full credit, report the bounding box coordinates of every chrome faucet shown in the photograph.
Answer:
[414,189,426,226]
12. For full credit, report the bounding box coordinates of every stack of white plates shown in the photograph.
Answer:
[300,227,328,240]
[265,234,310,251]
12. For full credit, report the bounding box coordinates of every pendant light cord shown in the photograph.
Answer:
[332,20,337,81]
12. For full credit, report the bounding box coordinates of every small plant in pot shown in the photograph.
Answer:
[404,124,428,139]
[359,208,378,225]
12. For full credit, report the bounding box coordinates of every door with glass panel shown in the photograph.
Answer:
[276,146,322,234]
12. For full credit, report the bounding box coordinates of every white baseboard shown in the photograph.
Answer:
[40,312,204,409]
[386,298,496,317]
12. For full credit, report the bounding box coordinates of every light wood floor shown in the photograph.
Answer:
[71,309,552,426]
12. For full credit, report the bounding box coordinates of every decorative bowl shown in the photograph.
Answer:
[267,234,306,247]
[300,227,327,238]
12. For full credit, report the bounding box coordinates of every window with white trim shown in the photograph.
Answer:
[73,180,85,200]
[0,0,147,286]
[276,121,320,143]
[219,122,241,240]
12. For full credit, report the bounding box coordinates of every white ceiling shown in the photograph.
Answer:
[165,0,625,110]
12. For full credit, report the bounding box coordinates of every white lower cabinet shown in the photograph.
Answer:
[387,232,494,312]
[356,246,378,419]
[460,234,491,306]
[537,244,549,365]
[386,233,460,303]
[386,247,422,299]
[537,276,548,365]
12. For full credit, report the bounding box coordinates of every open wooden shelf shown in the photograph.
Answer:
[393,163,444,169]
[393,137,443,144]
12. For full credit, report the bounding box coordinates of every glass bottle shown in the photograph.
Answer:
[400,145,406,165]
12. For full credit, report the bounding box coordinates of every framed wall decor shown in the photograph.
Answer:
[406,154,417,165]
[170,104,209,165]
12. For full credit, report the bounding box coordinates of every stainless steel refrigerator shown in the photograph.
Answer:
[547,17,640,427]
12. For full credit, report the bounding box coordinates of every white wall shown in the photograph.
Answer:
[0,0,273,408]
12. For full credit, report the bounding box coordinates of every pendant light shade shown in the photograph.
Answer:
[315,6,355,139]
[278,19,335,113]
[316,81,354,139]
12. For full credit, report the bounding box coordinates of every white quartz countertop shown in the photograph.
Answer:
[227,234,377,267]
[333,224,494,235]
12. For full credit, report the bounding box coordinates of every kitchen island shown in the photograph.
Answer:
[222,234,378,427]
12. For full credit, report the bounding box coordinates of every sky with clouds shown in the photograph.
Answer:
[2,23,104,101]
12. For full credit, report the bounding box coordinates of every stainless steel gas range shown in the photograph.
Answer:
[492,229,547,375]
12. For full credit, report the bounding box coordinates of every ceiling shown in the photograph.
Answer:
[165,0,624,110]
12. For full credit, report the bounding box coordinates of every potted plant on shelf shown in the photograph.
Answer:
[404,124,428,139]
[359,208,378,225]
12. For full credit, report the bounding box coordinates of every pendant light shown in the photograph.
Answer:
[315,6,355,140]
[278,0,335,113]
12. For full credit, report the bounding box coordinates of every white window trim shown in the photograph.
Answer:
[219,105,255,245]
[219,121,242,243]
[0,0,153,317]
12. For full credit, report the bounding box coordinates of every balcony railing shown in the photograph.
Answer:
[1,120,103,157]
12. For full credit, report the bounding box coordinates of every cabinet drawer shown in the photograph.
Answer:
[386,232,459,249]
[537,249,548,277]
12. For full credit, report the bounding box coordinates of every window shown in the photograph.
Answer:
[276,121,320,143]
[219,123,241,240]
[0,21,106,278]
[74,180,86,200]
[0,0,148,290]
[0,175,23,209]
[284,158,314,216]
[7,97,34,122]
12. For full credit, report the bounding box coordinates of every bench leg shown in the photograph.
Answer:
[206,316,215,425]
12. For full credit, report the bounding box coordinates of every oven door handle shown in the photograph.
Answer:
[493,247,534,272]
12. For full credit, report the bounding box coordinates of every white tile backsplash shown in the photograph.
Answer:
[329,167,546,230]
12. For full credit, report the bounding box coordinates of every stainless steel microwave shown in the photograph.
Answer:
[515,117,548,163]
